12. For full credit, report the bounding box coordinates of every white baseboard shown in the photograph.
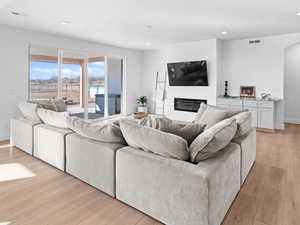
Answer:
[285,118,300,124]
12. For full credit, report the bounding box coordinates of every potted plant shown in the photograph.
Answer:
[137,96,148,113]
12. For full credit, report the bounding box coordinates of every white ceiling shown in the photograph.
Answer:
[1,0,300,50]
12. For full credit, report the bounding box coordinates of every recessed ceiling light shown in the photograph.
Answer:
[60,20,70,25]
[221,31,228,35]
[297,12,300,16]
[145,42,151,46]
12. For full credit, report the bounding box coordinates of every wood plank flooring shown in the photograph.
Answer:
[0,124,299,225]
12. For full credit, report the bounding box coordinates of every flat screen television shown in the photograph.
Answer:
[167,60,208,86]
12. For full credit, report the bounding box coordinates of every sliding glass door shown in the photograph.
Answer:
[29,45,124,120]
[61,50,87,118]
[107,57,123,116]
[87,57,105,119]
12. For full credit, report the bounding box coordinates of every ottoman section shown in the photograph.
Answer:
[10,118,41,155]
[66,133,124,197]
[34,124,73,171]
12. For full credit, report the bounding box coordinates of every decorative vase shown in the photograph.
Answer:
[137,105,148,113]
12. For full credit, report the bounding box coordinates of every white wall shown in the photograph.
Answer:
[284,43,300,124]
[221,32,300,129]
[141,39,220,121]
[0,24,143,140]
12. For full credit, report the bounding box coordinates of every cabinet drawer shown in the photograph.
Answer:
[244,100,258,108]
[259,101,274,108]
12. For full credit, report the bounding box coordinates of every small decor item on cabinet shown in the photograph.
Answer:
[224,81,229,97]
[240,86,256,98]
[261,93,272,100]
[137,96,148,113]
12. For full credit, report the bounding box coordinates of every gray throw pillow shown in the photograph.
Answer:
[194,103,243,123]
[18,102,42,123]
[194,103,208,122]
[120,120,189,161]
[189,118,237,163]
[232,111,252,138]
[37,108,70,128]
[67,117,126,144]
[196,106,228,129]
[52,99,67,112]
[140,116,205,145]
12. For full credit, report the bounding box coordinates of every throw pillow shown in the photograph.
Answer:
[18,102,42,123]
[196,106,228,129]
[119,119,189,161]
[67,117,126,144]
[232,111,252,138]
[140,116,206,145]
[189,117,237,163]
[194,103,208,122]
[194,103,243,123]
[51,99,67,112]
[37,108,70,128]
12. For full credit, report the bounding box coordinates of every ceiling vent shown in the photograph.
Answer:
[249,40,261,44]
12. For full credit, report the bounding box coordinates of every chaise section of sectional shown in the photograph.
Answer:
[10,118,41,155]
[116,143,241,225]
[65,133,125,197]
[232,128,256,185]
[34,124,73,171]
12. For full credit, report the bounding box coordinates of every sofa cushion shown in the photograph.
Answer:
[18,102,42,123]
[29,99,56,111]
[140,116,206,145]
[232,111,252,138]
[67,117,126,144]
[119,120,189,161]
[190,118,237,163]
[37,108,69,128]
[194,103,243,123]
[195,106,228,129]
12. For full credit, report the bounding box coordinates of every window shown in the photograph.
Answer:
[30,60,58,100]
[29,46,124,119]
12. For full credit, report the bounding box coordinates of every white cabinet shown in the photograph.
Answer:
[258,101,275,129]
[217,97,279,130]
[244,100,258,127]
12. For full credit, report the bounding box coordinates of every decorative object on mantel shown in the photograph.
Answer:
[137,96,148,113]
[224,81,229,97]
[133,112,148,119]
[261,92,272,100]
[240,86,256,98]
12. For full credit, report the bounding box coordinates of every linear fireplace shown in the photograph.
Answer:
[174,98,207,112]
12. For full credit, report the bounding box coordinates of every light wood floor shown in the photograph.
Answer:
[0,124,299,225]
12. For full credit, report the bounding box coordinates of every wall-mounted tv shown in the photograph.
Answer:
[167,60,208,86]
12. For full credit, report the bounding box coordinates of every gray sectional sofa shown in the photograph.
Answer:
[10,101,256,225]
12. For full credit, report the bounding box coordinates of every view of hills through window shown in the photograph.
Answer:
[29,60,105,105]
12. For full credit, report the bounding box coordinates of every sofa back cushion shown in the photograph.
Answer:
[232,111,252,138]
[120,120,189,161]
[140,116,206,145]
[189,118,237,163]
[67,117,126,144]
[19,102,42,123]
[37,108,69,128]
